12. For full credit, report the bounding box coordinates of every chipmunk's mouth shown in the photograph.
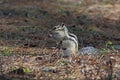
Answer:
[48,29,53,38]
[48,34,53,38]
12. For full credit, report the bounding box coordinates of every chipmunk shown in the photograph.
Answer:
[49,23,78,57]
[49,23,78,42]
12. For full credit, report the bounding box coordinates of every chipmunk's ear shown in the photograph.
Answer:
[61,23,65,27]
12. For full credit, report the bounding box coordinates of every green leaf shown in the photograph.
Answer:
[23,67,31,73]
[2,48,12,56]
[105,41,112,47]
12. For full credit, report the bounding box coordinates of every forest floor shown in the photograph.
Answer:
[0,0,120,80]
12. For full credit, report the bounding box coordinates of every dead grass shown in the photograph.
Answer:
[0,0,120,80]
[0,47,120,80]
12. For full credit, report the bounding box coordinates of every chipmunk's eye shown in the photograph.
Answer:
[53,27,56,30]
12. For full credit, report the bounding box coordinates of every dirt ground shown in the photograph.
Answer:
[0,0,120,80]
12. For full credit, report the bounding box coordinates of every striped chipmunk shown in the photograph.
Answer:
[49,23,78,58]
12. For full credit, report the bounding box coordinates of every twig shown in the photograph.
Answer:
[108,58,113,80]
[0,55,3,75]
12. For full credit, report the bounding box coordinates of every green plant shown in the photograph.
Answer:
[13,66,31,74]
[23,67,31,73]
[2,47,12,56]
[105,40,115,50]
[101,41,115,54]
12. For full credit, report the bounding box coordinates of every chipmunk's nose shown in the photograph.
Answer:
[48,34,53,38]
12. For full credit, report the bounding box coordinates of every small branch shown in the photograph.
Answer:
[0,55,3,75]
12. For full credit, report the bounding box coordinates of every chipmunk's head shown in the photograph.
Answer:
[48,23,67,41]
[51,23,66,31]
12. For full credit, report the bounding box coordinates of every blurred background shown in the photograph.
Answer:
[0,0,120,48]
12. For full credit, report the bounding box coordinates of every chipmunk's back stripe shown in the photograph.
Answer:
[64,37,78,49]
[69,33,78,41]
